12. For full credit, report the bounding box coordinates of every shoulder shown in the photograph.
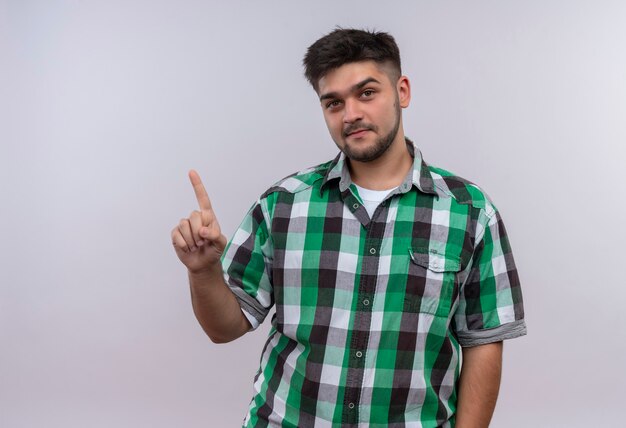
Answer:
[259,159,334,199]
[427,163,497,216]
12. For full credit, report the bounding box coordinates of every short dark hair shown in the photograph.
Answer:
[303,28,402,91]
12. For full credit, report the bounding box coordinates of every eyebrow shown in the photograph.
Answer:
[319,77,381,102]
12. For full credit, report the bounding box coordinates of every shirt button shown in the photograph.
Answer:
[348,402,355,409]
[353,203,359,209]
[369,248,376,255]
[356,351,363,358]
[363,299,370,306]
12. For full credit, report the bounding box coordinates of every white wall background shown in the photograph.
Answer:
[2,1,625,426]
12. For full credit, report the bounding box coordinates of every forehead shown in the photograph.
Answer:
[317,61,392,95]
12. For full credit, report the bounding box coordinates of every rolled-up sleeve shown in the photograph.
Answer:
[454,207,526,347]
[221,198,274,330]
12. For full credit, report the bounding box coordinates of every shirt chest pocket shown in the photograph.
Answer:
[404,246,464,317]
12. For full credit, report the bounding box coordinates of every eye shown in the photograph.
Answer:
[361,89,375,98]
[326,100,342,109]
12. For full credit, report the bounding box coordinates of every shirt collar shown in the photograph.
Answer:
[320,138,439,197]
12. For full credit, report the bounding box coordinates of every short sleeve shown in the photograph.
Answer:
[221,198,274,330]
[454,207,526,347]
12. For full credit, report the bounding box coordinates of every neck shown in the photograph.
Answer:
[347,131,413,190]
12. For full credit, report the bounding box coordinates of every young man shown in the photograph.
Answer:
[172,29,526,427]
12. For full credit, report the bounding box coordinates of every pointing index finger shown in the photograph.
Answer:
[188,169,212,211]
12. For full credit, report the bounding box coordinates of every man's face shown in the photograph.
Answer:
[317,61,410,163]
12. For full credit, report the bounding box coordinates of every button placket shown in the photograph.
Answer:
[343,221,384,423]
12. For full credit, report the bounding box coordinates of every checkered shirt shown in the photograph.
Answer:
[221,140,526,427]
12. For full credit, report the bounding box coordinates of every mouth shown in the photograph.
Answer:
[345,128,371,138]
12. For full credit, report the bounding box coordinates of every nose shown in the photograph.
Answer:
[343,98,363,124]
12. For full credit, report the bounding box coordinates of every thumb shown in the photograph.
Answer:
[200,226,227,249]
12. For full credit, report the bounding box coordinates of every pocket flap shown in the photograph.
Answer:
[409,247,461,273]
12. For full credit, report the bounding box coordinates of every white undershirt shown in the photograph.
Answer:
[353,183,396,218]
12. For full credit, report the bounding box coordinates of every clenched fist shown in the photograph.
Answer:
[171,170,228,274]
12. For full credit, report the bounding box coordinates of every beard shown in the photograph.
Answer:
[338,100,401,163]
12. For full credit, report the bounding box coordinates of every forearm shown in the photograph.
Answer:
[455,341,503,428]
[188,266,251,343]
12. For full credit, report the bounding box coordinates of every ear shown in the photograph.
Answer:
[397,76,411,108]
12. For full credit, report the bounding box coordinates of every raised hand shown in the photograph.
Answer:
[171,170,227,274]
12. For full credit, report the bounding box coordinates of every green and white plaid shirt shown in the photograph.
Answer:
[222,140,526,427]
